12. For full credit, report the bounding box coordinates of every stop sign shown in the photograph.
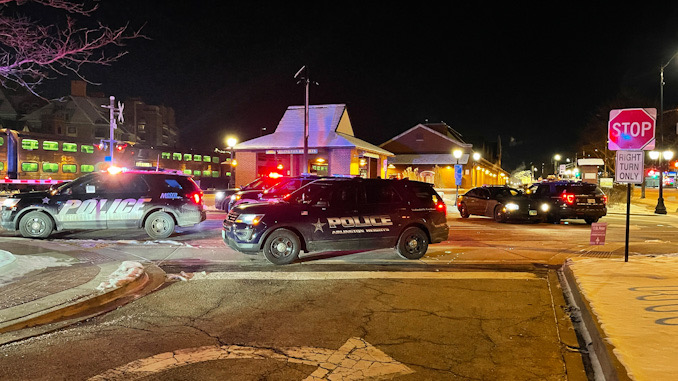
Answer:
[608,108,656,150]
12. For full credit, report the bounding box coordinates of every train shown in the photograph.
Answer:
[1,128,231,191]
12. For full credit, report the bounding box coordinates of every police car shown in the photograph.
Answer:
[228,174,323,210]
[0,168,206,239]
[222,177,449,264]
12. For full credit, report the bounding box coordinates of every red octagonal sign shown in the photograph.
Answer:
[608,108,656,150]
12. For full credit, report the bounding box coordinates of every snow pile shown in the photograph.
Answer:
[0,254,75,287]
[96,261,144,291]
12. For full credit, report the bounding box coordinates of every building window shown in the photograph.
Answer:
[63,143,78,152]
[203,155,211,162]
[80,164,94,173]
[43,162,59,172]
[161,152,171,160]
[81,145,94,154]
[22,139,39,150]
[138,123,145,132]
[62,164,77,173]
[21,162,39,172]
[173,153,182,160]
[67,126,77,135]
[183,153,192,161]
[193,154,202,161]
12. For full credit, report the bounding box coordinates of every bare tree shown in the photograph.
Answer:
[0,0,143,96]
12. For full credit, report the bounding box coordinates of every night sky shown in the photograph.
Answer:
[40,2,678,171]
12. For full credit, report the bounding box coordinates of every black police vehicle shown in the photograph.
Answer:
[219,175,286,211]
[457,185,541,222]
[222,177,449,265]
[228,174,323,210]
[527,180,607,224]
[1,168,206,239]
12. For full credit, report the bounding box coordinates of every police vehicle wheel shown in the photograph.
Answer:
[585,217,599,224]
[396,227,428,260]
[145,211,175,239]
[494,205,506,223]
[263,228,301,265]
[459,203,470,218]
[19,211,53,238]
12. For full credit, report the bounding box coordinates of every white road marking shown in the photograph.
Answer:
[88,337,413,381]
[191,271,539,281]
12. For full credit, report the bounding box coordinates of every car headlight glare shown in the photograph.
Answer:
[540,203,550,212]
[505,203,519,211]
[235,214,264,225]
[216,191,225,200]
[2,198,20,208]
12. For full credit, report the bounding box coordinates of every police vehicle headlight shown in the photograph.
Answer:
[505,203,519,211]
[216,191,225,200]
[231,194,241,202]
[2,198,20,208]
[235,214,264,225]
[540,203,550,212]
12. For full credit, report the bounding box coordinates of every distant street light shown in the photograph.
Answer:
[472,152,481,187]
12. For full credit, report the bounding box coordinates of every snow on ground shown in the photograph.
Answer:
[96,261,144,291]
[569,255,678,380]
[56,239,192,248]
[0,252,76,287]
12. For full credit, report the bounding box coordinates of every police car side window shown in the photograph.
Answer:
[70,175,105,195]
[364,182,401,205]
[329,184,357,207]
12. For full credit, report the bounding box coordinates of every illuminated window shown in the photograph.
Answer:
[21,162,39,172]
[225,172,231,177]
[203,155,211,162]
[43,141,59,151]
[173,153,181,160]
[22,139,39,150]
[135,162,152,167]
[212,171,219,177]
[80,164,94,173]
[203,170,211,177]
[63,143,77,152]
[81,145,94,154]
[183,153,192,161]
[0,162,3,171]
[183,169,192,175]
[62,164,77,173]
[0,136,4,146]
[161,152,171,159]
[193,170,201,176]
[193,154,202,161]
[212,157,219,163]
[43,162,59,172]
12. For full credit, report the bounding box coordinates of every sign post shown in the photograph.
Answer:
[609,108,656,262]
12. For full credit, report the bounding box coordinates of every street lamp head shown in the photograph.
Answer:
[226,137,238,148]
[554,154,561,161]
[472,152,481,161]
[649,150,660,160]
[453,149,463,159]
[663,150,675,161]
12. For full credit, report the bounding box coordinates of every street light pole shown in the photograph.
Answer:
[655,52,678,214]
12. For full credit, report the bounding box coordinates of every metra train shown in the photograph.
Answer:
[1,129,230,189]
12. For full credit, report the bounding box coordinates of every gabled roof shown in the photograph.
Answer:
[20,95,111,128]
[379,123,472,149]
[235,104,393,156]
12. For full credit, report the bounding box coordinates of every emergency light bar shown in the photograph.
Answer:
[1,178,65,185]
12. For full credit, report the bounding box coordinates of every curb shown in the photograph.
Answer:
[558,262,631,381]
[0,264,166,346]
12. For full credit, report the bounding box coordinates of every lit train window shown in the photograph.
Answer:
[43,162,59,172]
[183,154,192,161]
[63,143,77,152]
[194,154,202,161]
[0,162,3,171]
[62,164,77,173]
[161,152,171,159]
[183,169,192,175]
[194,170,201,176]
[173,153,181,160]
[212,157,219,163]
[212,171,220,177]
[22,139,39,150]
[0,136,4,146]
[81,164,94,173]
[81,145,94,154]
[203,170,211,177]
[21,162,38,172]
[203,155,211,162]
[43,141,59,151]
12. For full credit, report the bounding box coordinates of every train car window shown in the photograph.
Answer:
[203,170,211,177]
[161,152,171,159]
[194,170,201,176]
[212,171,220,177]
[193,154,202,161]
[21,162,38,172]
[22,139,39,150]
[0,162,4,171]
[80,164,94,173]
[43,141,59,151]
[63,143,77,152]
[62,164,77,173]
[184,169,192,175]
[183,154,192,161]
[173,153,181,160]
[203,156,211,162]
[212,157,219,163]
[42,162,59,173]
[0,136,4,146]
[81,145,94,154]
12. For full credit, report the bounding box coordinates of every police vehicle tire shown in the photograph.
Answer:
[396,227,428,260]
[19,211,53,238]
[585,217,599,225]
[145,211,175,239]
[459,203,470,218]
[494,205,506,223]
[263,228,301,265]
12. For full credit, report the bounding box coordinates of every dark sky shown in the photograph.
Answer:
[42,2,678,171]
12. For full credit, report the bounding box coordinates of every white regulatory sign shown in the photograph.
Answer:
[615,150,644,184]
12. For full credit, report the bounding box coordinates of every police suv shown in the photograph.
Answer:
[222,177,449,265]
[1,168,206,239]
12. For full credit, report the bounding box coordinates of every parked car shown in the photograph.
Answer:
[457,185,541,222]
[526,180,607,224]
[228,175,323,210]
[1,168,206,239]
[217,175,287,211]
[222,177,448,264]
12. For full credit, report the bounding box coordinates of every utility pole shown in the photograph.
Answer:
[294,66,317,175]
[101,96,124,163]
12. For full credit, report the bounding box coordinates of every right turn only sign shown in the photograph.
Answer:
[615,150,644,184]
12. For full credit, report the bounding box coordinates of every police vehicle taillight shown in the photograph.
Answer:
[190,192,203,204]
[561,193,576,205]
[436,200,446,215]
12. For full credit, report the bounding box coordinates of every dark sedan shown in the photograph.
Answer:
[457,185,541,222]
